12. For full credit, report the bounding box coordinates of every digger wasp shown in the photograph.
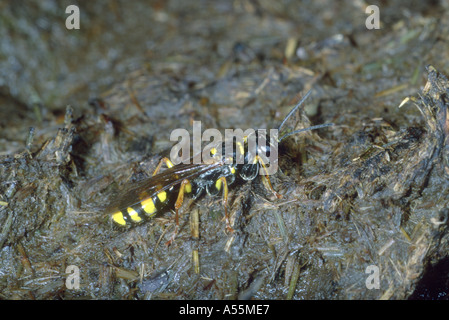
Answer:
[106,90,333,242]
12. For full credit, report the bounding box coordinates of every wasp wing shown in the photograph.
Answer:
[105,162,222,214]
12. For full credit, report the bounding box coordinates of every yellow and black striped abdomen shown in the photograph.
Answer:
[107,162,226,228]
[111,188,174,226]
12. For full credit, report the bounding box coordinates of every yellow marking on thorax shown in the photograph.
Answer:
[127,207,142,223]
[184,181,192,193]
[112,211,126,226]
[215,179,222,191]
[236,141,245,155]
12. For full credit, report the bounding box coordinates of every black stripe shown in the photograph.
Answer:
[120,208,131,224]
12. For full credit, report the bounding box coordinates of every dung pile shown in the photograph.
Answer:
[1,66,449,300]
[1,0,449,300]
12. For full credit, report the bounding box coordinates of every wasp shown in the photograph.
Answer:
[106,90,333,242]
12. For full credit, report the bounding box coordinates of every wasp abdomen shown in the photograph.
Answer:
[111,189,175,226]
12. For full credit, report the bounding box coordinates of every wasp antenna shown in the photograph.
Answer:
[278,123,334,142]
[278,89,313,132]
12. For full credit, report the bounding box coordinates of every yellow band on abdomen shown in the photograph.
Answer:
[141,197,156,215]
[127,207,142,223]
[112,211,126,226]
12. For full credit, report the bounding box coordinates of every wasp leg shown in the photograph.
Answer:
[152,157,174,176]
[166,178,192,246]
[190,208,200,274]
[216,176,233,233]
[254,155,282,199]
